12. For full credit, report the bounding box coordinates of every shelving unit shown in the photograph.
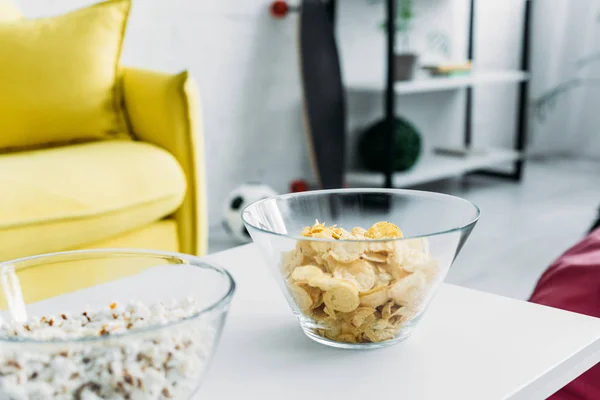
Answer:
[346,70,530,95]
[347,148,520,188]
[330,0,532,189]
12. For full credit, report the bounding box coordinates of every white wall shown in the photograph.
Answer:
[529,0,600,159]
[13,0,530,225]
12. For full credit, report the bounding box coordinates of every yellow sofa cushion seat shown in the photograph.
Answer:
[0,140,186,261]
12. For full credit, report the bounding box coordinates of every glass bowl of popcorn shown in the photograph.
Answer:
[243,189,479,349]
[0,249,235,399]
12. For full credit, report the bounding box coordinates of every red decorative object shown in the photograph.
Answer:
[290,179,309,193]
[270,1,289,18]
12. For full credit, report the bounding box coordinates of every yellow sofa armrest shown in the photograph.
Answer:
[121,68,207,256]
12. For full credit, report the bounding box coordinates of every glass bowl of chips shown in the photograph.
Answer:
[242,189,479,349]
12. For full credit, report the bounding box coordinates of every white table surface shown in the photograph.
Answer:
[200,244,600,400]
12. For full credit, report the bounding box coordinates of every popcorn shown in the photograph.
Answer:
[284,221,440,344]
[0,299,215,399]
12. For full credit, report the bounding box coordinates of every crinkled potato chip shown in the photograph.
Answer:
[307,274,341,291]
[367,241,397,254]
[375,268,393,286]
[350,307,376,328]
[382,263,411,281]
[281,249,304,278]
[359,285,389,308]
[323,281,360,312]
[291,265,325,282]
[302,220,326,237]
[363,327,396,342]
[381,301,397,320]
[365,221,403,239]
[324,305,337,320]
[362,252,388,263]
[301,284,322,309]
[350,227,367,238]
[389,270,427,306]
[289,283,313,313]
[331,227,350,240]
[333,260,376,293]
[336,333,358,343]
[329,241,365,264]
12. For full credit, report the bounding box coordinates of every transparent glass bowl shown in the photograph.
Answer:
[0,249,235,399]
[243,189,479,349]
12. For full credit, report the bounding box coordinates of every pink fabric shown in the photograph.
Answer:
[529,228,600,399]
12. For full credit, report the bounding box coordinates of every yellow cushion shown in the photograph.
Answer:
[76,219,179,252]
[0,220,180,308]
[0,0,130,150]
[0,140,186,261]
[0,0,21,21]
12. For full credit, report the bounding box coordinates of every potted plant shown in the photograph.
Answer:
[393,0,417,81]
[371,0,418,80]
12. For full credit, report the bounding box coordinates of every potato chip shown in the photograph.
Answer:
[323,322,341,338]
[301,284,322,309]
[375,268,393,286]
[307,274,339,291]
[312,307,329,321]
[395,304,421,320]
[362,252,388,263]
[333,260,376,293]
[367,241,397,254]
[288,283,313,313]
[381,301,393,321]
[329,241,365,263]
[323,281,360,312]
[389,270,427,306]
[309,233,334,254]
[301,221,326,237]
[363,328,395,342]
[324,305,337,320]
[350,307,376,328]
[389,315,404,327]
[297,240,317,258]
[340,320,358,335]
[365,221,403,239]
[359,285,389,308]
[371,319,390,331]
[291,265,325,283]
[281,249,303,278]
[361,312,377,328]
[336,333,358,343]
[382,263,411,281]
[331,227,351,240]
[350,227,367,238]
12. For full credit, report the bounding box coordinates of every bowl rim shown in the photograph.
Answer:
[0,248,236,345]
[242,188,480,242]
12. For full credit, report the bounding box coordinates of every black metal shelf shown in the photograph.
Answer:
[329,0,532,188]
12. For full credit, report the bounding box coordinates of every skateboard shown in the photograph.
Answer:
[298,0,346,190]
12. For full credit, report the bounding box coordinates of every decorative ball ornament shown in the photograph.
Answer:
[270,1,290,18]
[358,117,422,172]
[222,183,278,243]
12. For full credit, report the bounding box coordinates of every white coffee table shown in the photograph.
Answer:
[200,244,600,400]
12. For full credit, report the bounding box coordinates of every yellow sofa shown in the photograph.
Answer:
[0,0,207,262]
[0,67,207,262]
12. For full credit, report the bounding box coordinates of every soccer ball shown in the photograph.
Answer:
[222,183,278,243]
